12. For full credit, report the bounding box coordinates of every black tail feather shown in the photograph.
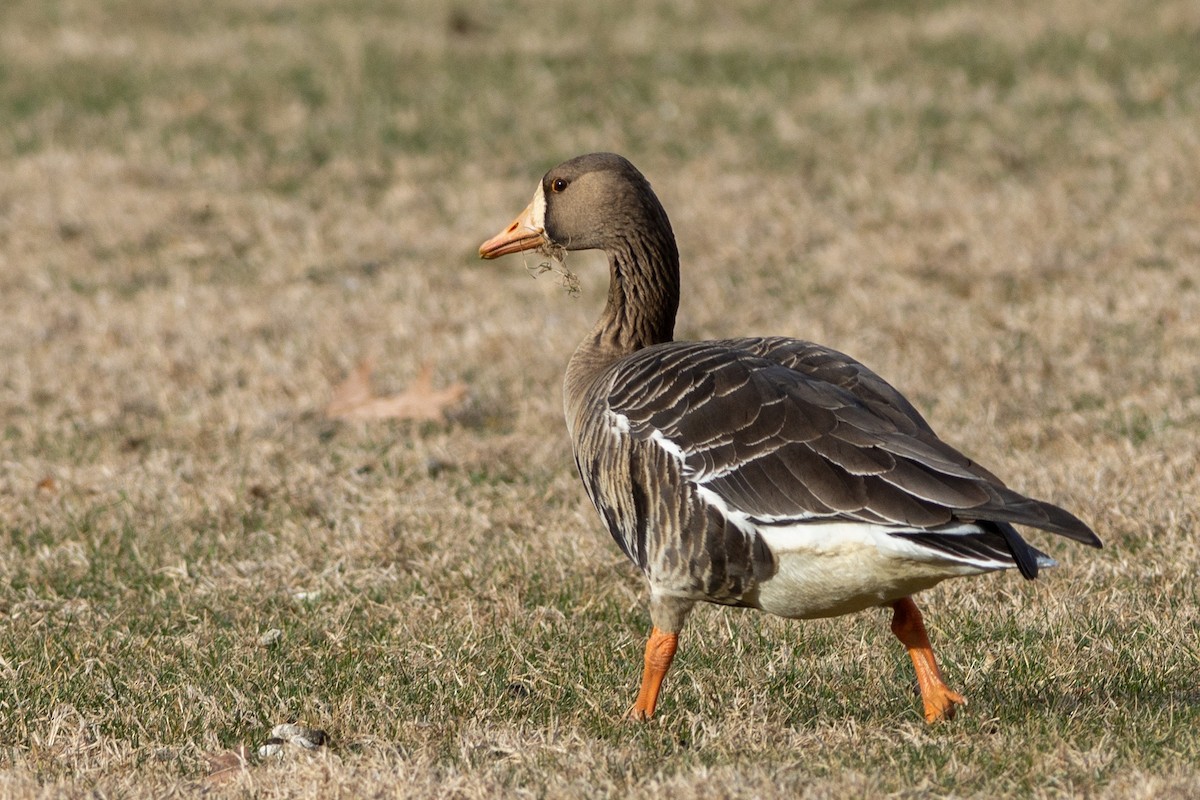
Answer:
[992,520,1040,580]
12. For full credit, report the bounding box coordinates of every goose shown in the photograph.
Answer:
[478,152,1101,723]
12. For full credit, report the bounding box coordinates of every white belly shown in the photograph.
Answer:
[752,522,991,619]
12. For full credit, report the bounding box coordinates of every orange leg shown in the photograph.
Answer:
[890,597,966,723]
[626,627,679,721]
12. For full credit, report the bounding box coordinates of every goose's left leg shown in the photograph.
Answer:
[627,595,693,721]
[890,596,966,723]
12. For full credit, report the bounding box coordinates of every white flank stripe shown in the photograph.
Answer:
[757,520,1008,568]
[758,521,940,557]
[649,429,686,461]
[693,486,1009,571]
[607,410,632,435]
[694,484,757,534]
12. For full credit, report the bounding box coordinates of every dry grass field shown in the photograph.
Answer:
[2,0,1199,796]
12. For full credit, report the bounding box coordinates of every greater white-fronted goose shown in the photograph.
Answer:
[479,152,1102,723]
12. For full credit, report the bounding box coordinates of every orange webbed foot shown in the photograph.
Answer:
[921,683,967,723]
[891,597,967,724]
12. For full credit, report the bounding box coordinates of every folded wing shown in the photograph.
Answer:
[606,338,1101,579]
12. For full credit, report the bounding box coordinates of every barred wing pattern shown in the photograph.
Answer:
[600,337,1099,582]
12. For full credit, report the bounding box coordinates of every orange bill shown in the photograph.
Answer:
[479,194,546,259]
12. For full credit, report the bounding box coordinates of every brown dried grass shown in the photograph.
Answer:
[1,0,1199,797]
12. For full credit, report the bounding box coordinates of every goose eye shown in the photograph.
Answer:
[551,178,569,193]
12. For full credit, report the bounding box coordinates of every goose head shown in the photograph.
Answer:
[479,153,673,259]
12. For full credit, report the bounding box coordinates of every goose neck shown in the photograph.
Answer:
[588,229,680,359]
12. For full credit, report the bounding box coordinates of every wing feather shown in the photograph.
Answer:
[605,338,1100,579]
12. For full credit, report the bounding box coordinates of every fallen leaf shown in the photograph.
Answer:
[326,361,466,422]
[326,359,375,417]
[36,476,57,494]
